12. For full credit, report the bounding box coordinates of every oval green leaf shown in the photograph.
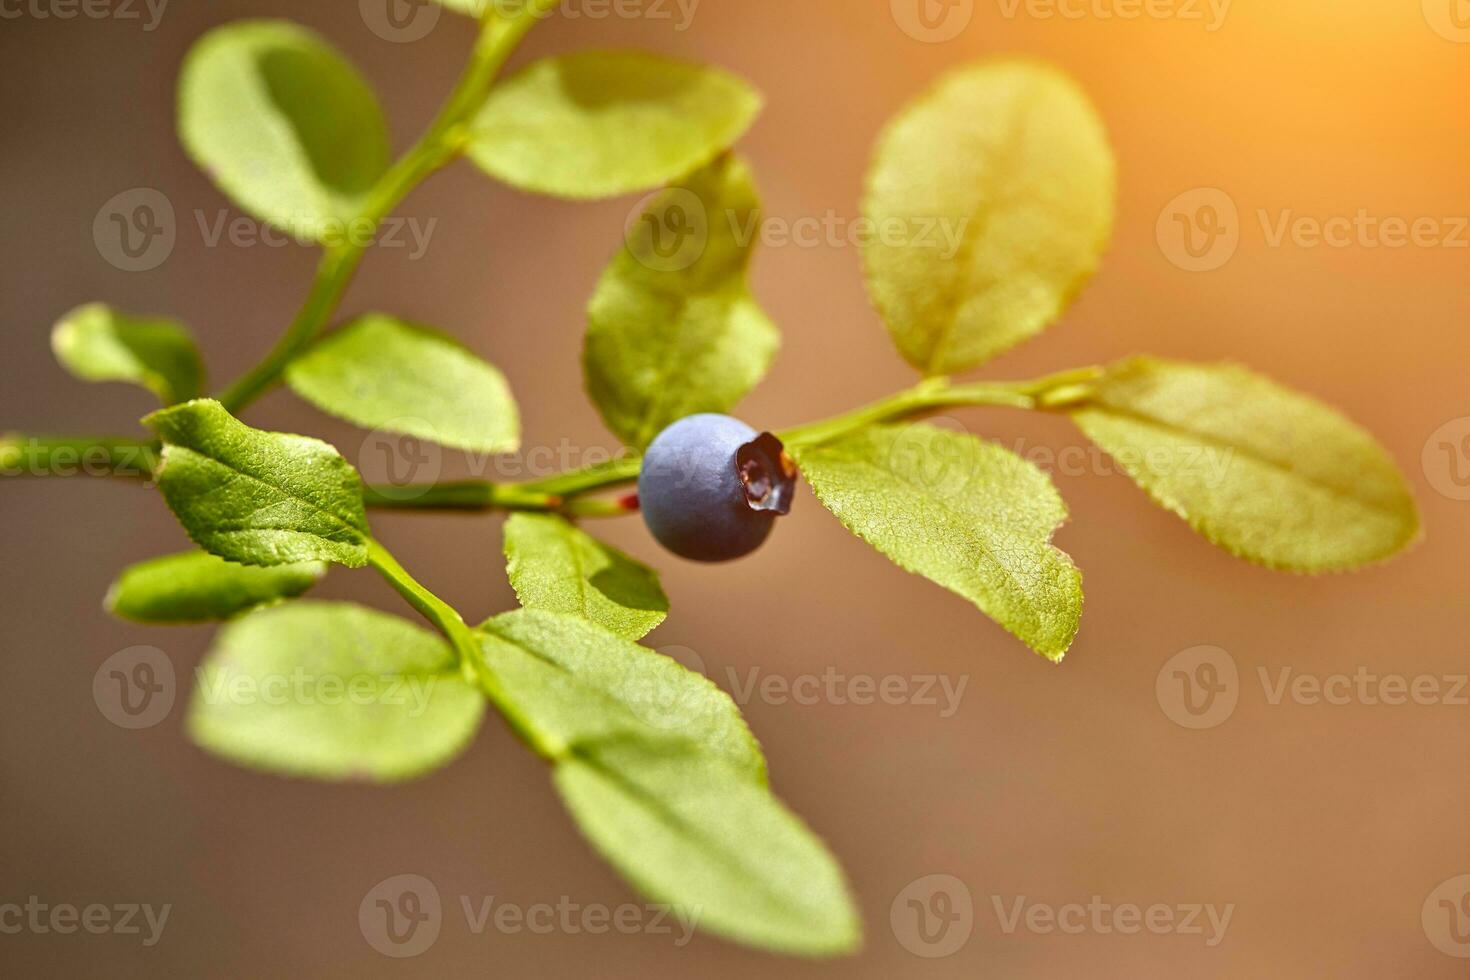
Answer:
[178,20,390,243]
[189,602,485,782]
[1069,357,1421,572]
[555,740,860,957]
[478,609,763,780]
[106,550,325,624]
[863,58,1115,375]
[469,51,762,199]
[585,154,779,448]
[52,303,203,405]
[503,513,668,640]
[145,399,370,568]
[794,424,1082,661]
[285,314,520,454]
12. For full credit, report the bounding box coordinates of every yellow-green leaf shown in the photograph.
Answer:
[145,400,370,568]
[51,304,203,405]
[555,741,860,957]
[285,314,520,454]
[1069,357,1421,572]
[477,609,763,780]
[106,550,325,624]
[794,424,1082,660]
[178,20,389,244]
[862,58,1115,375]
[503,513,668,640]
[189,602,484,782]
[469,51,761,199]
[585,154,779,449]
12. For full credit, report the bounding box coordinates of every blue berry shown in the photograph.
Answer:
[638,414,796,562]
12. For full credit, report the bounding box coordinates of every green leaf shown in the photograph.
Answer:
[503,514,668,640]
[1069,357,1421,572]
[585,154,779,448]
[555,740,860,957]
[862,58,1115,375]
[285,314,520,454]
[145,399,370,568]
[793,424,1082,660]
[51,303,203,405]
[177,20,390,244]
[188,602,485,782]
[106,550,325,624]
[469,51,762,200]
[478,609,764,779]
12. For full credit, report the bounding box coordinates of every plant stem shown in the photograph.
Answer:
[363,455,644,513]
[364,480,562,512]
[777,378,1031,448]
[365,538,470,645]
[0,434,157,479]
[7,366,1101,520]
[365,537,548,752]
[358,366,1103,513]
[215,6,551,414]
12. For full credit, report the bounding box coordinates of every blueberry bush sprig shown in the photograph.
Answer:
[1,3,1421,958]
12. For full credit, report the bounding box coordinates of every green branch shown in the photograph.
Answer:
[358,367,1103,513]
[0,434,156,479]
[365,537,549,754]
[2,368,1102,515]
[215,6,553,414]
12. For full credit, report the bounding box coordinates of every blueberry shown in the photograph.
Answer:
[638,414,796,562]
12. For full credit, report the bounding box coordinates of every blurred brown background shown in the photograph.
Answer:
[2,0,1468,976]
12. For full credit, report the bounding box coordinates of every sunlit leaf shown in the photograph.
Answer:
[863,58,1115,374]
[469,51,761,199]
[1070,357,1421,572]
[52,304,202,405]
[794,424,1082,660]
[189,602,484,782]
